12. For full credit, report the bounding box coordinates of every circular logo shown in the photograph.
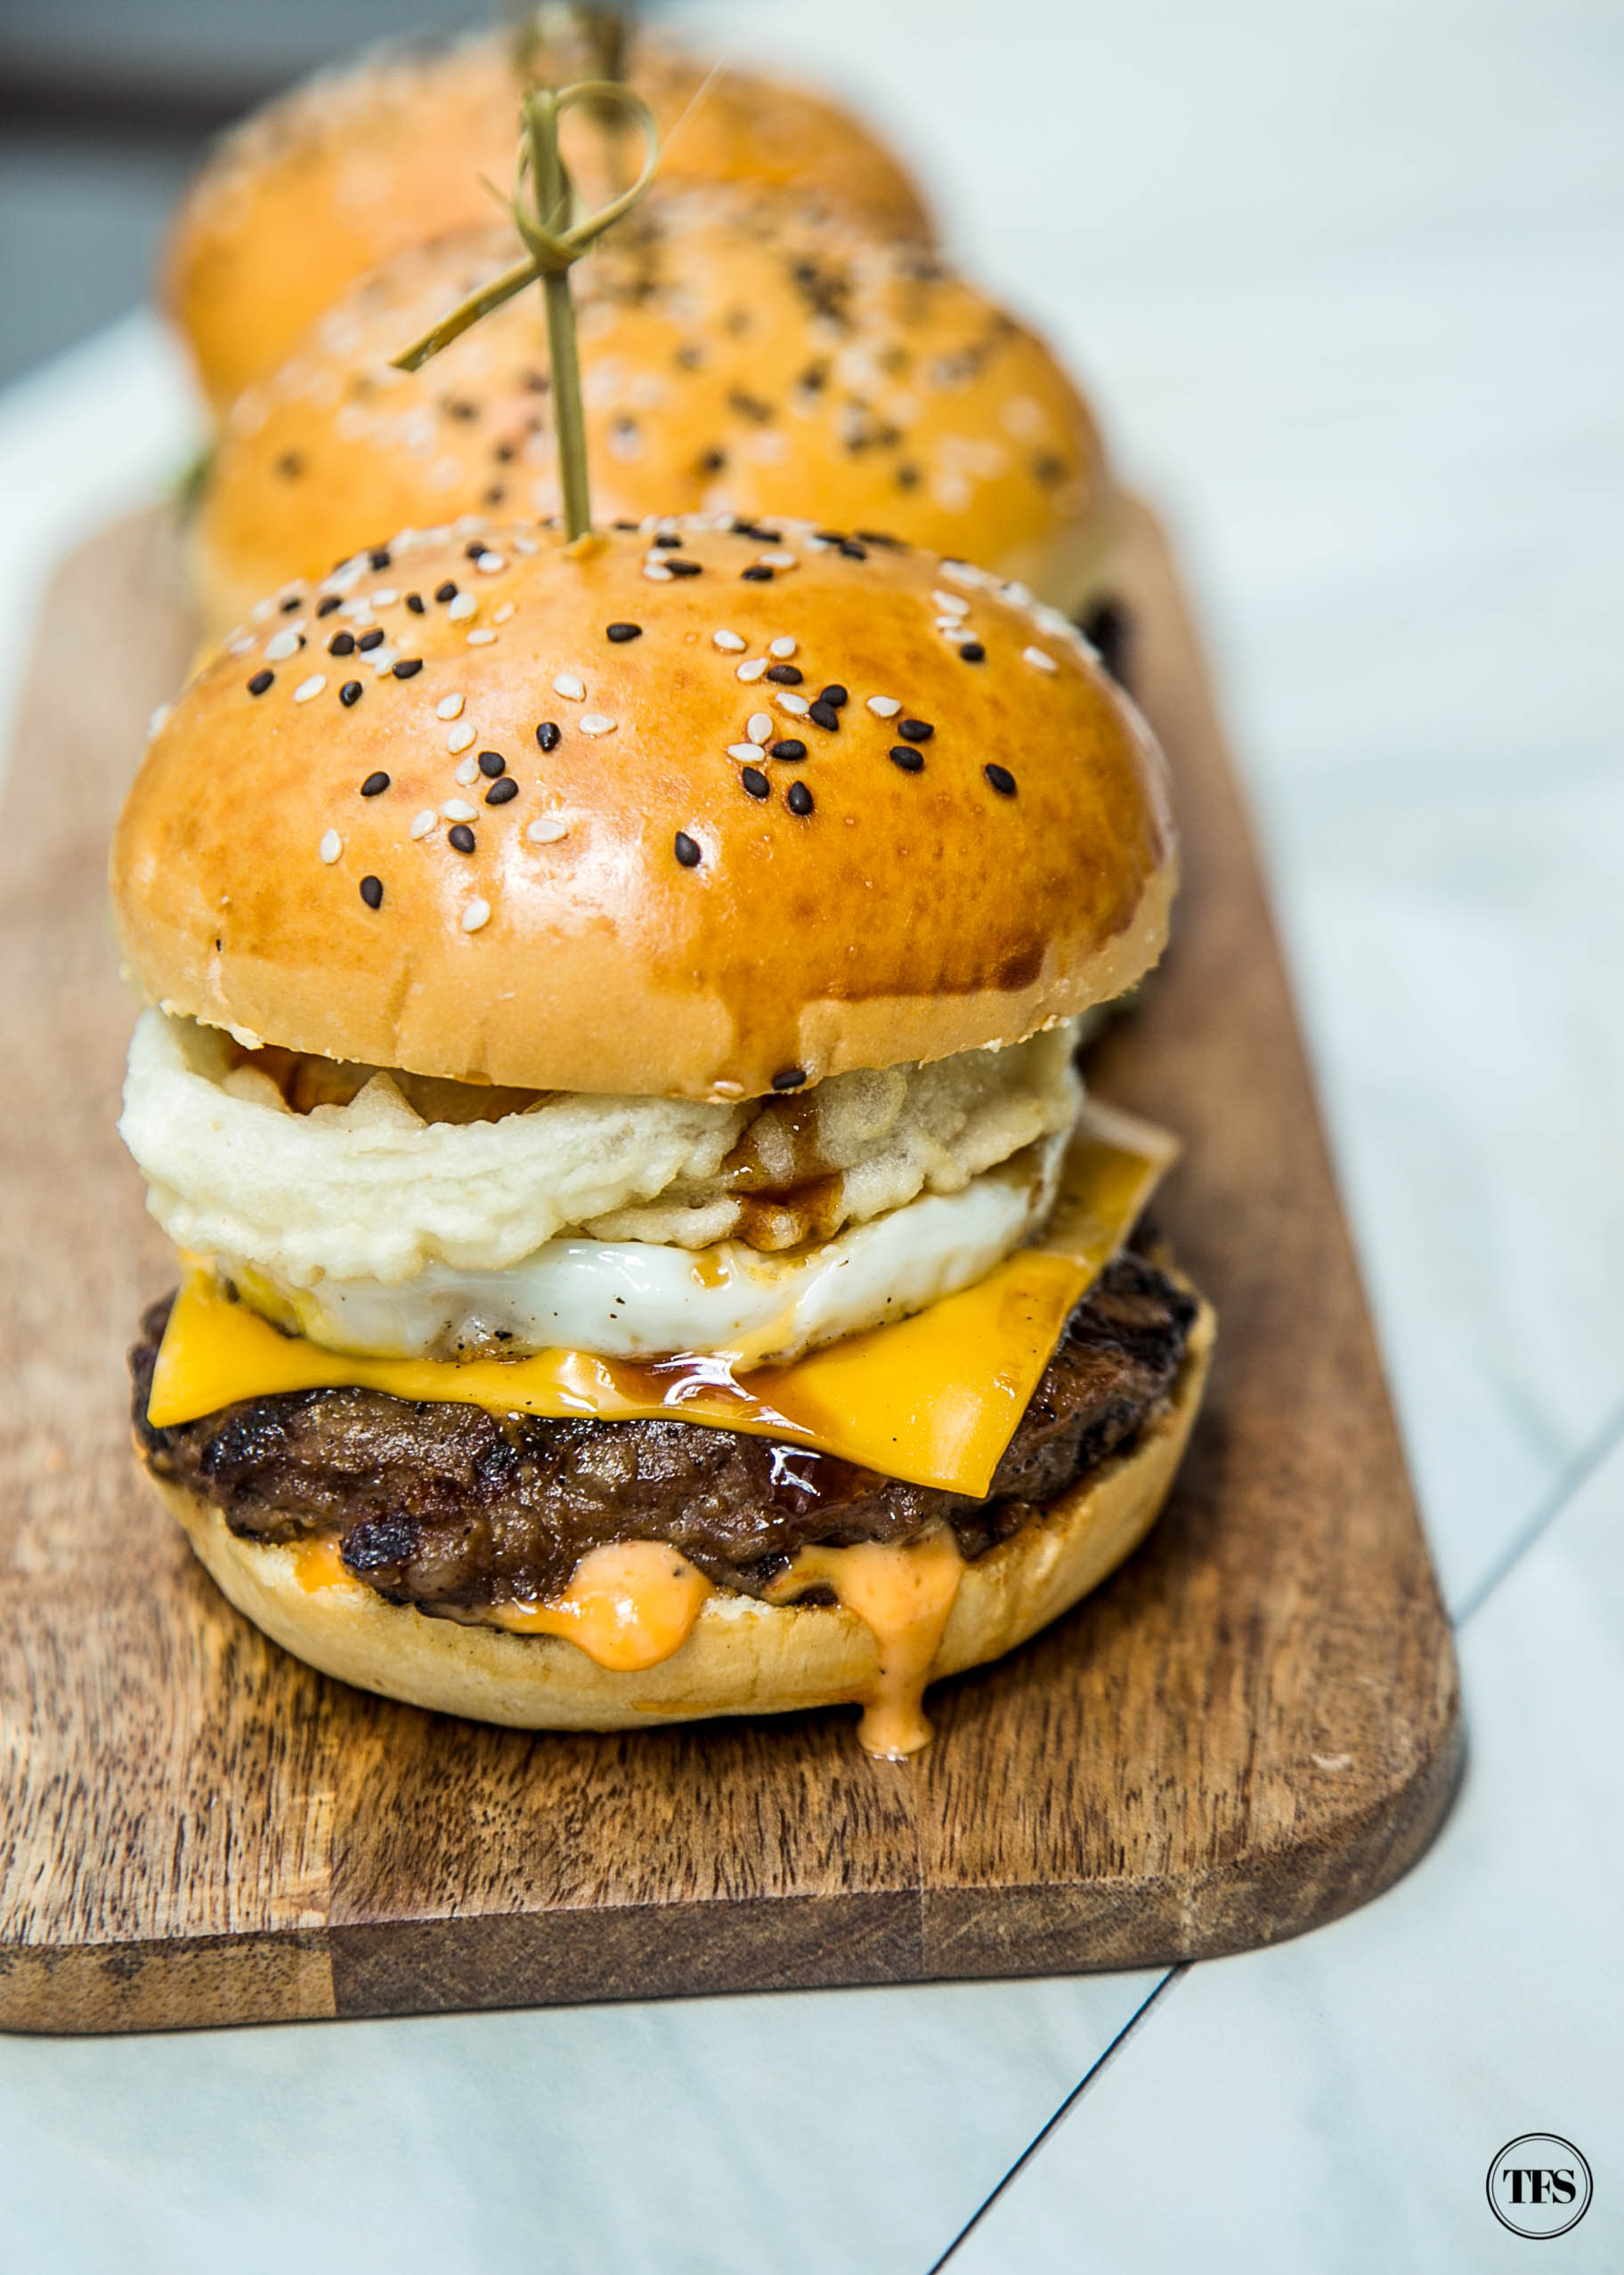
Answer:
[1487,2136,1593,2238]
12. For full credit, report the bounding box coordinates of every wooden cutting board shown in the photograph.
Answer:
[0,502,1461,2035]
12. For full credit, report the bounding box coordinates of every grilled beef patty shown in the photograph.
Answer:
[132,1253,1196,1617]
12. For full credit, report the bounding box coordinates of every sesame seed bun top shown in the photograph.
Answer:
[110,516,1174,1101]
[191,195,1111,643]
[164,30,934,415]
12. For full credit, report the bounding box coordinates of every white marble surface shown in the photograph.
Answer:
[3,2,1622,2267]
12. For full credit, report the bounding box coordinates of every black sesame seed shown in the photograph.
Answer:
[405,592,426,614]
[369,548,391,571]
[741,767,770,800]
[786,781,815,816]
[434,581,459,604]
[484,776,518,805]
[477,750,507,779]
[958,641,986,663]
[536,721,561,752]
[360,770,390,797]
[698,448,727,475]
[889,744,924,773]
[316,595,342,617]
[359,874,384,909]
[391,658,423,678]
[465,540,486,560]
[769,737,806,761]
[808,699,841,732]
[247,670,273,695]
[765,663,804,685]
[328,630,355,655]
[897,717,934,743]
[838,540,868,561]
[674,831,702,867]
[652,532,684,548]
[818,683,849,708]
[667,557,703,577]
[357,628,385,652]
[985,763,1017,796]
[280,594,302,613]
[771,1067,808,1092]
[340,680,363,706]
[449,824,476,853]
[605,622,643,643]
[741,564,774,581]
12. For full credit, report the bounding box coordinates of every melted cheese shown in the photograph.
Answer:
[146,1099,1177,1499]
[768,1529,966,1759]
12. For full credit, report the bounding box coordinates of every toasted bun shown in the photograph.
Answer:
[192,196,1111,639]
[111,518,1174,1100]
[166,31,932,413]
[146,1298,1212,1733]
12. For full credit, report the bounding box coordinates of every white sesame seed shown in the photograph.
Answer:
[318,829,343,864]
[294,673,327,703]
[475,551,505,573]
[758,550,796,570]
[767,636,797,658]
[577,713,616,735]
[726,743,760,762]
[1004,581,1034,608]
[735,658,767,683]
[932,590,970,617]
[146,703,172,740]
[436,693,465,719]
[455,757,480,786]
[442,800,477,822]
[1022,644,1058,673]
[746,712,773,743]
[447,592,477,622]
[410,809,436,840]
[865,695,901,718]
[512,531,539,555]
[369,648,398,676]
[226,634,255,656]
[264,628,302,662]
[466,629,497,646]
[712,630,746,653]
[493,601,516,622]
[371,587,398,606]
[936,616,968,634]
[446,722,475,754]
[776,692,810,716]
[643,560,674,582]
[526,816,570,844]
[553,672,586,700]
[460,898,491,932]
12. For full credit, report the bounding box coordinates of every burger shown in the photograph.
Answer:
[113,514,1212,1756]
[165,26,931,415]
[191,188,1114,644]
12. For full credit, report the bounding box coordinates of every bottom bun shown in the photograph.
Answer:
[146,1298,1213,1733]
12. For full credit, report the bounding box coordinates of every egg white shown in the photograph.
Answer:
[220,1133,1067,1368]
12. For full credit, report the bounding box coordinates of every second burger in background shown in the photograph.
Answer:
[190,188,1115,642]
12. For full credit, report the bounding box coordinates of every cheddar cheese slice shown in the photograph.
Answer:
[146,1097,1177,1499]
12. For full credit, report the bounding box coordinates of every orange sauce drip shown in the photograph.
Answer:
[769,1527,965,1759]
[294,1536,348,1591]
[488,1542,712,1671]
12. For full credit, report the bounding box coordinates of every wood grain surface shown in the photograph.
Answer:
[0,503,1462,2035]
